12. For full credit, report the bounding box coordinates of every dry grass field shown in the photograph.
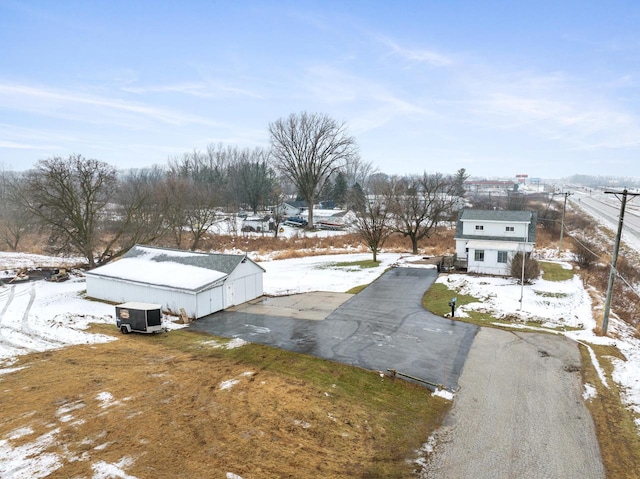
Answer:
[0,326,450,478]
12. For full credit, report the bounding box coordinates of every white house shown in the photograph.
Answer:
[241,215,273,232]
[85,245,265,319]
[454,209,537,276]
[274,202,304,218]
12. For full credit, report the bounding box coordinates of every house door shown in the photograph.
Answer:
[226,283,234,307]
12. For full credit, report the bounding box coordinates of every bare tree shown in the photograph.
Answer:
[388,173,460,254]
[0,170,33,250]
[352,178,393,262]
[163,175,189,247]
[344,156,378,191]
[184,180,220,250]
[111,167,168,252]
[269,112,358,229]
[167,147,231,250]
[15,155,117,267]
[232,148,277,214]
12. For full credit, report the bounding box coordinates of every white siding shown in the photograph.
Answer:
[86,276,198,318]
[462,220,528,239]
[196,286,224,318]
[467,248,511,276]
[455,239,468,259]
[223,261,264,308]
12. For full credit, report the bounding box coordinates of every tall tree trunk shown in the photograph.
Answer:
[410,235,419,254]
[307,205,314,230]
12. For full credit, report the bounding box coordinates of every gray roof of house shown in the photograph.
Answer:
[455,209,538,243]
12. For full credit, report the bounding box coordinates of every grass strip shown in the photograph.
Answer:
[579,343,640,479]
[539,260,575,281]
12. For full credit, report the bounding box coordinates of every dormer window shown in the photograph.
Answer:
[475,225,484,231]
[506,226,515,232]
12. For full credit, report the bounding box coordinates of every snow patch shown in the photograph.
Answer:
[92,457,137,479]
[219,379,240,390]
[431,388,454,401]
[583,383,597,401]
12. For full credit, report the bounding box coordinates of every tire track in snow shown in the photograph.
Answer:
[0,285,32,356]
[20,283,36,333]
[0,284,16,324]
[1,283,66,357]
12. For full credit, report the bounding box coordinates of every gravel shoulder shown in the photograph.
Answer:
[422,328,605,479]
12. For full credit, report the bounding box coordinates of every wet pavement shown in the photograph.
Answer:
[188,267,478,389]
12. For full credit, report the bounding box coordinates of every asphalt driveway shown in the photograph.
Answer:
[188,267,478,389]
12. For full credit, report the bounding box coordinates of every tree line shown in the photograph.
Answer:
[0,112,468,267]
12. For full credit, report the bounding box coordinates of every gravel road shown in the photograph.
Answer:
[422,328,605,479]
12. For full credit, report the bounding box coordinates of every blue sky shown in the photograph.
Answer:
[1,1,640,179]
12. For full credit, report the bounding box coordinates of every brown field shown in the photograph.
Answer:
[0,327,450,479]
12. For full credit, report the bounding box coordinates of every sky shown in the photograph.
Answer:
[1,1,640,179]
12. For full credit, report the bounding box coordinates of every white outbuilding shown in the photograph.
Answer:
[85,245,265,319]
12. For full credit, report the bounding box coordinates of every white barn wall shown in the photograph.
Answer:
[86,276,198,318]
[195,286,224,319]
[223,261,264,308]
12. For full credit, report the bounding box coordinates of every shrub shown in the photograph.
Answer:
[509,252,541,284]
[572,237,599,270]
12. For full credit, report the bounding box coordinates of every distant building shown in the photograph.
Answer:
[464,180,517,195]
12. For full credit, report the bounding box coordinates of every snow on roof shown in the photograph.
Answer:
[85,245,255,291]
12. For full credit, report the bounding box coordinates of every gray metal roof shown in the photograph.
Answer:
[123,245,253,274]
[459,209,535,222]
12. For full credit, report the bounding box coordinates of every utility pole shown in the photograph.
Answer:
[602,189,640,335]
[557,191,573,254]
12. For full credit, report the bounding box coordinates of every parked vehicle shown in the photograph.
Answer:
[45,268,69,282]
[316,220,344,231]
[283,216,308,228]
[115,302,164,334]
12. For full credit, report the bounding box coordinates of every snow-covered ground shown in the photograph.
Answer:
[1,248,640,477]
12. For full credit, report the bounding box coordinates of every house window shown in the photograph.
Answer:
[474,250,485,261]
[475,225,484,231]
[497,251,508,263]
[505,226,515,232]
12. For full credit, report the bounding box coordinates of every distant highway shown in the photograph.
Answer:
[571,189,640,250]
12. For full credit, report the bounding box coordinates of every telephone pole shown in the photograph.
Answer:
[602,189,640,335]
[557,191,573,254]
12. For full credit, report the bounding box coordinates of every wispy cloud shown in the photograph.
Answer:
[376,36,453,67]
[0,83,222,128]
[303,65,430,134]
[0,140,57,150]
[121,81,263,99]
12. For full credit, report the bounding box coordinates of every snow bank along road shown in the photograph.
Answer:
[422,328,605,479]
